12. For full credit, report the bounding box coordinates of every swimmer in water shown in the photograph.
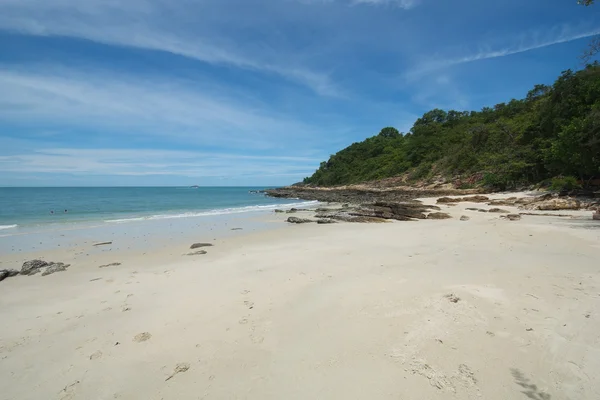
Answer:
[50,210,54,214]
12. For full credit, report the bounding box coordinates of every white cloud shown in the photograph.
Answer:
[0,147,320,178]
[351,0,419,8]
[0,0,341,96]
[408,24,600,79]
[0,66,325,150]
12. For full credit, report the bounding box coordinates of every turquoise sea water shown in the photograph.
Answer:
[0,187,313,230]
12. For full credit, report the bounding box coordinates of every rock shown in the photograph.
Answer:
[533,198,581,211]
[427,212,452,220]
[437,195,489,204]
[186,250,207,256]
[0,269,19,281]
[488,208,509,213]
[503,214,522,221]
[20,260,50,276]
[93,241,112,246]
[593,212,600,221]
[460,216,470,221]
[466,207,483,211]
[41,263,70,276]
[99,262,121,268]
[286,217,314,224]
[190,243,213,249]
[133,332,152,342]
[317,219,337,224]
[437,197,461,203]
[274,209,285,213]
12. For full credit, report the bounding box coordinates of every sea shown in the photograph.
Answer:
[0,187,315,233]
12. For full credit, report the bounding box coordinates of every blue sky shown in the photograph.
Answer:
[0,0,599,186]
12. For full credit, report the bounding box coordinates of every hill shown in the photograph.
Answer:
[303,64,600,190]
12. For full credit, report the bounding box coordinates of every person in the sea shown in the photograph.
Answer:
[64,209,68,213]
[50,210,54,214]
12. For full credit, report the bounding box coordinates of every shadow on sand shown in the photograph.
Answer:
[511,368,551,400]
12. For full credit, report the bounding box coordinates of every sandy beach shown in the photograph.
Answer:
[1,194,599,400]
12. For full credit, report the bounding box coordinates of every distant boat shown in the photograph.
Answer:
[190,185,200,189]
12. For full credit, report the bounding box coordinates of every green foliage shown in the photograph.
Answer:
[549,176,581,191]
[303,64,600,188]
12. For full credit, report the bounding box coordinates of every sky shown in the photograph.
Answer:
[0,0,599,187]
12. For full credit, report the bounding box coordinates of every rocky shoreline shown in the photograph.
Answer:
[266,186,600,224]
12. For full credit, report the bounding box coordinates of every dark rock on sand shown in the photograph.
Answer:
[274,209,285,213]
[186,250,208,256]
[437,195,489,204]
[317,219,337,224]
[427,212,452,219]
[41,263,70,276]
[190,243,213,249]
[99,262,121,268]
[287,217,314,224]
[0,269,19,282]
[593,212,600,221]
[503,214,522,221]
[20,260,50,276]
[488,208,509,213]
[460,216,470,221]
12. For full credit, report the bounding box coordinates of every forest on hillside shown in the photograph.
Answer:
[303,64,600,190]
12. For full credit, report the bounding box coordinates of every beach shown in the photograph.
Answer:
[1,194,599,400]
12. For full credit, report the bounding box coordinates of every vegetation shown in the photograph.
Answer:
[303,64,600,189]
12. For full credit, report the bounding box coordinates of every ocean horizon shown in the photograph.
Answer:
[0,186,314,231]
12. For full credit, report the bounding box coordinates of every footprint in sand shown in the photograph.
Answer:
[133,332,152,342]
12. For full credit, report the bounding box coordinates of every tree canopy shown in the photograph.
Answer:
[303,64,600,189]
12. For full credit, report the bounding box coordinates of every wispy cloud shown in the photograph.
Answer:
[408,24,600,79]
[0,148,320,179]
[0,66,325,150]
[350,0,420,8]
[0,0,341,96]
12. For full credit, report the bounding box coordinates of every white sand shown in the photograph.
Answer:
[1,195,599,400]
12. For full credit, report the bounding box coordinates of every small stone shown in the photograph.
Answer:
[427,212,452,220]
[460,216,470,221]
[488,208,509,213]
[504,214,522,221]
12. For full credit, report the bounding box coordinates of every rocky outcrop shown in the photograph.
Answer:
[437,195,489,204]
[41,263,69,276]
[266,186,481,204]
[287,217,314,224]
[534,198,581,211]
[0,269,19,282]
[20,260,70,276]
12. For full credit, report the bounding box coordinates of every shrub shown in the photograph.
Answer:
[549,176,580,192]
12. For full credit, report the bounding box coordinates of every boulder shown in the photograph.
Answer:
[0,269,19,282]
[460,216,470,221]
[287,217,314,224]
[190,243,213,249]
[274,209,285,213]
[437,197,461,203]
[488,208,509,213]
[20,259,50,276]
[317,219,337,224]
[593,212,600,221]
[427,212,452,220]
[41,263,70,276]
[536,198,581,211]
[504,214,522,221]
